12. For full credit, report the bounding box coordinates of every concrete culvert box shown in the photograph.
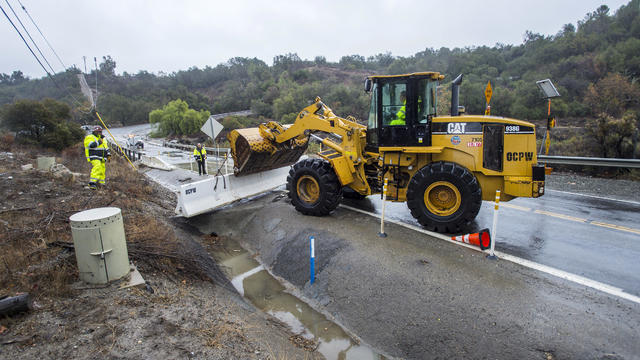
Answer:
[37,156,55,170]
[69,207,130,284]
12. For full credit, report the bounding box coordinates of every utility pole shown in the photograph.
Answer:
[94,57,98,109]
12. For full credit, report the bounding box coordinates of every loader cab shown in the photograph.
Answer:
[365,72,442,151]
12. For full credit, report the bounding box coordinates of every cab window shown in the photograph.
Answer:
[366,83,378,145]
[417,79,437,123]
[381,82,407,127]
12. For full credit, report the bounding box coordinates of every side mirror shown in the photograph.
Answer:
[364,78,372,92]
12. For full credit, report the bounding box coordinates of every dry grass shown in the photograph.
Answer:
[0,142,211,301]
[0,132,15,151]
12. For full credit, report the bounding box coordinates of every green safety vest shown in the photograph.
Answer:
[390,101,406,125]
[194,147,207,161]
[84,134,110,162]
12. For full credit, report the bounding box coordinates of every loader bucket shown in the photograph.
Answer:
[228,127,308,176]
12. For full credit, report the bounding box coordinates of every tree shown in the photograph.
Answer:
[585,73,640,117]
[10,71,26,84]
[586,112,637,158]
[338,55,366,70]
[314,56,327,66]
[148,99,210,137]
[99,93,135,126]
[1,98,83,150]
[99,56,117,76]
[0,73,11,85]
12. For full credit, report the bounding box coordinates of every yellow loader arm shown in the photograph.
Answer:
[228,97,372,193]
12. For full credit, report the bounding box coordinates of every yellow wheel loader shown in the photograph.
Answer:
[228,72,545,232]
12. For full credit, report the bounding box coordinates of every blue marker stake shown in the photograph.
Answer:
[310,236,315,285]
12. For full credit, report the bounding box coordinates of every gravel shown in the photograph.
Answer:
[546,171,640,203]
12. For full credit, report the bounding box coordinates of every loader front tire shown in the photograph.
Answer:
[287,159,342,216]
[407,162,481,233]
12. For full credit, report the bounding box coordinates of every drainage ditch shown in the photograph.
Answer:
[207,236,384,360]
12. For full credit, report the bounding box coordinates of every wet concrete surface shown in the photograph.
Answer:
[342,188,640,297]
[189,193,640,360]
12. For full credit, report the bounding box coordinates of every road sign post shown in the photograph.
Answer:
[536,79,560,157]
[484,81,492,115]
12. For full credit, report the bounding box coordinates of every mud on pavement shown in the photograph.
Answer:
[190,191,640,360]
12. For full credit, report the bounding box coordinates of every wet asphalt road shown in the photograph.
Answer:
[343,188,640,297]
[194,193,640,359]
[110,124,640,298]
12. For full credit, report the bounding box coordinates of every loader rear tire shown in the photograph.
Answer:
[287,158,342,216]
[407,161,481,233]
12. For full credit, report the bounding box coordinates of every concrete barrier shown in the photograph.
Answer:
[140,155,175,171]
[175,166,290,217]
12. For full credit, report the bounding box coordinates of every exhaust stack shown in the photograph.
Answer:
[450,74,463,116]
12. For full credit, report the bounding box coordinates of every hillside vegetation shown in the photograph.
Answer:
[1,1,639,158]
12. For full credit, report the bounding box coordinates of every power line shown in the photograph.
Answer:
[0,4,53,81]
[1,3,86,109]
[4,0,56,75]
[16,0,66,70]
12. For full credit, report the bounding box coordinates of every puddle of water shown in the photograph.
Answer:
[210,238,385,360]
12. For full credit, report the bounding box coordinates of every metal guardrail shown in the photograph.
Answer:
[539,155,640,169]
[162,141,229,157]
[108,140,143,161]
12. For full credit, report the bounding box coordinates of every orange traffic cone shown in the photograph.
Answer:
[451,228,491,250]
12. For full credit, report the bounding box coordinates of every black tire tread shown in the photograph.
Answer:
[406,161,482,233]
[287,158,342,216]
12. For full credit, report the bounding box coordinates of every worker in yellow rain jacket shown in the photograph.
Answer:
[194,143,207,175]
[84,126,110,189]
[390,91,407,126]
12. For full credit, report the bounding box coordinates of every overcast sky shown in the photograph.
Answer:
[0,0,631,77]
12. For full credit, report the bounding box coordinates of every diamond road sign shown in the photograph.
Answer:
[201,116,224,140]
[485,81,492,104]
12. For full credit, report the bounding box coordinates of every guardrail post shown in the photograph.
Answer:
[487,190,500,260]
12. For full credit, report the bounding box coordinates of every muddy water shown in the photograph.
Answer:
[210,237,384,360]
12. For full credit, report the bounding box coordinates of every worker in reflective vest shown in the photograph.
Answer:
[390,91,407,126]
[84,126,110,189]
[194,143,207,175]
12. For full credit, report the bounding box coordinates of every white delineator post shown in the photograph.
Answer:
[378,178,388,238]
[309,236,315,284]
[487,190,500,259]
[225,150,229,175]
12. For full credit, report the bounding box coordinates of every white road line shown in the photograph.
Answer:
[494,251,640,305]
[340,204,640,305]
[545,189,640,206]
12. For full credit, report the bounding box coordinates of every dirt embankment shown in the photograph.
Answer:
[0,144,320,359]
